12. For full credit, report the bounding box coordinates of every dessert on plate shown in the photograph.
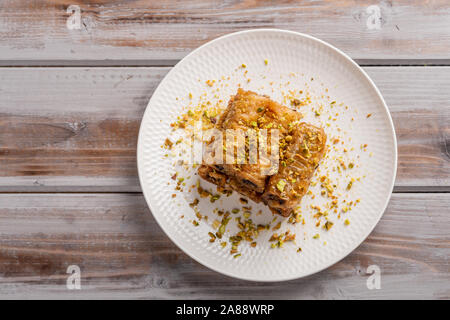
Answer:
[198,89,327,217]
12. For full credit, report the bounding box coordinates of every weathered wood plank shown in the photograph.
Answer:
[0,193,448,299]
[1,0,450,64]
[0,67,449,192]
[364,68,450,191]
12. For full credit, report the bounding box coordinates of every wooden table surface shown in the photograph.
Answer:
[0,0,449,299]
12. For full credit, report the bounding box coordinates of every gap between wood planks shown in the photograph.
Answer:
[1,59,450,68]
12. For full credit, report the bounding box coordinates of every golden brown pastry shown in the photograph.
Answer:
[198,89,326,217]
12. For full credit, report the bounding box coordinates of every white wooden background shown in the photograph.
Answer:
[0,0,449,299]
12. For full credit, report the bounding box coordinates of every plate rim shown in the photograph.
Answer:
[137,28,398,282]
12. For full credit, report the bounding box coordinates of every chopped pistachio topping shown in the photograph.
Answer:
[276,179,286,193]
[239,198,248,204]
[272,222,281,231]
[210,194,221,203]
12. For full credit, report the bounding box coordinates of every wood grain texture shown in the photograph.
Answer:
[0,193,448,299]
[0,67,449,192]
[1,0,450,64]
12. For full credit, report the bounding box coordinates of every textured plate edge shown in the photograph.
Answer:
[137,28,398,282]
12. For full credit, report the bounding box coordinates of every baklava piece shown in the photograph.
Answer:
[198,89,326,217]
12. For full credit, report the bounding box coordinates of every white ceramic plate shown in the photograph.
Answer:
[137,29,397,281]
